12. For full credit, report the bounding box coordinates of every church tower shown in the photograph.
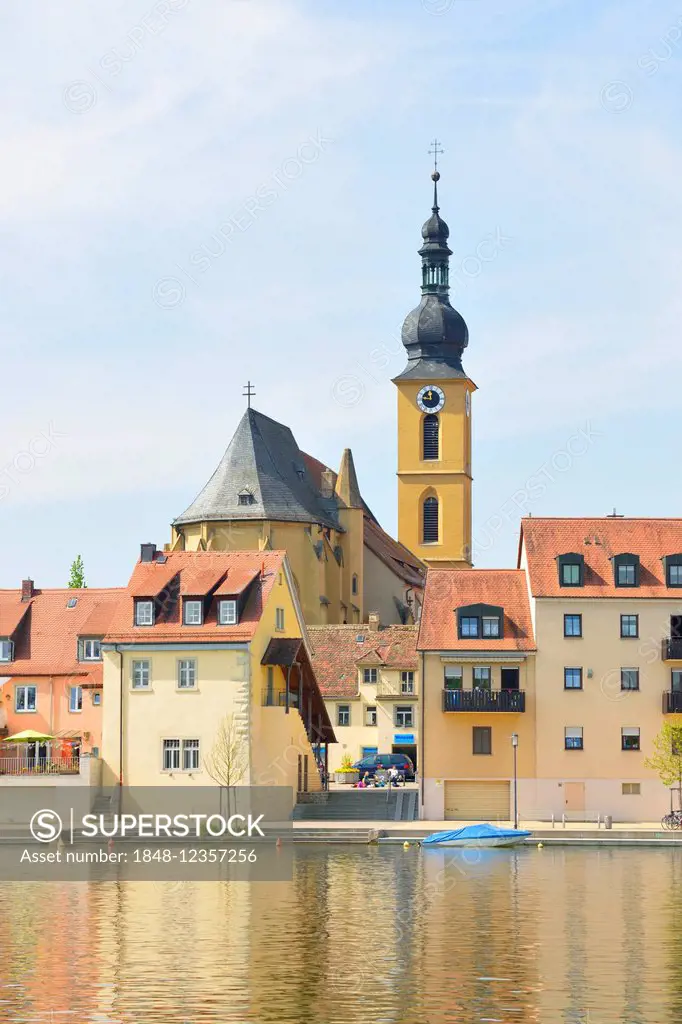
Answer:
[393,153,476,569]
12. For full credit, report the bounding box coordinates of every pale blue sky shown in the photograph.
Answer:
[2,0,681,587]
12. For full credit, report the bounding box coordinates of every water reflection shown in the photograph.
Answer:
[1,847,681,1023]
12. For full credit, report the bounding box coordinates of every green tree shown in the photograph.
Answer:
[645,721,682,808]
[68,555,86,589]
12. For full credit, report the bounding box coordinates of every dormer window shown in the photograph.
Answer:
[665,555,682,587]
[238,489,255,506]
[557,553,584,587]
[457,604,504,641]
[184,600,203,625]
[135,600,154,626]
[613,553,640,588]
[0,639,14,662]
[82,639,102,661]
[482,616,501,638]
[218,599,237,625]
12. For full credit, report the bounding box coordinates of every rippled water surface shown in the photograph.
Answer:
[2,845,682,1023]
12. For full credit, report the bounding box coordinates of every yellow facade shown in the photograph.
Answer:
[395,377,475,568]
[421,651,536,819]
[101,562,323,806]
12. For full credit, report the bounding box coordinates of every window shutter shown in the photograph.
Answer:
[77,638,84,662]
[423,497,439,543]
[423,415,439,460]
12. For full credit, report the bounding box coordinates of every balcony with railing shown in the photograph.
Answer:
[442,688,526,713]
[663,638,682,661]
[663,691,682,713]
[0,756,81,776]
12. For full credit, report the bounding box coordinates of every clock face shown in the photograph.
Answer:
[417,385,445,414]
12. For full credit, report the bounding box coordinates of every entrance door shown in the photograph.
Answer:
[564,782,585,813]
[501,667,520,691]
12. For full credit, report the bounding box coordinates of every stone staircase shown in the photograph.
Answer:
[293,788,419,822]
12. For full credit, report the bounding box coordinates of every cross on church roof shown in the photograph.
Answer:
[243,380,256,408]
[428,138,444,174]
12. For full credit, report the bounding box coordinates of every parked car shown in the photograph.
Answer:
[352,753,415,781]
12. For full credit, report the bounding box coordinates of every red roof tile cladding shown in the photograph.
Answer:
[520,517,682,598]
[214,567,261,596]
[307,624,418,698]
[418,569,535,652]
[0,587,123,679]
[105,550,285,643]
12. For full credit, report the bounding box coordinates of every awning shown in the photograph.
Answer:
[261,638,302,667]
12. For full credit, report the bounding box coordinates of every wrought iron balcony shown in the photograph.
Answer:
[663,691,682,713]
[663,638,682,661]
[442,688,526,713]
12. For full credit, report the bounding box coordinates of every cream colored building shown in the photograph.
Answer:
[101,546,334,808]
[519,516,682,822]
[308,618,419,773]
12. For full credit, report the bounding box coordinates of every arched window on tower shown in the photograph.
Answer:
[423,496,439,544]
[423,415,439,460]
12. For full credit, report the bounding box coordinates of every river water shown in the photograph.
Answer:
[1,844,681,1023]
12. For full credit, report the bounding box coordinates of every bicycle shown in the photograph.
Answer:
[661,810,682,829]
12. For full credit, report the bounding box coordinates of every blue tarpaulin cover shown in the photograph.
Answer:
[422,823,531,845]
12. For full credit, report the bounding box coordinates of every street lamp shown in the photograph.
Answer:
[511,733,519,829]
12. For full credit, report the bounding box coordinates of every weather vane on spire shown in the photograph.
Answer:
[243,380,256,408]
[428,138,444,178]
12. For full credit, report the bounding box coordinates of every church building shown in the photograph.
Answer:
[166,162,473,628]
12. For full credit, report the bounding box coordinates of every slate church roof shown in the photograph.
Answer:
[174,408,340,530]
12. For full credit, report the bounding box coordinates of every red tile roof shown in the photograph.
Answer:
[128,560,181,598]
[418,569,535,652]
[0,599,30,638]
[104,550,285,643]
[307,624,418,697]
[0,587,123,679]
[179,566,226,597]
[214,567,261,596]
[520,517,682,598]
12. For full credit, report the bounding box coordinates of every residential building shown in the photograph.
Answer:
[419,569,536,820]
[308,616,419,773]
[168,413,424,627]
[0,578,122,781]
[519,516,682,821]
[394,170,476,569]
[100,546,334,807]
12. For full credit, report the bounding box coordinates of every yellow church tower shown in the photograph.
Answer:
[393,152,476,569]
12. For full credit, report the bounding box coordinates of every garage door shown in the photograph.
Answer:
[444,781,510,821]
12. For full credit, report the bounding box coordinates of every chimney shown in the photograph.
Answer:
[368,612,380,632]
[140,543,157,563]
[320,469,335,500]
[21,578,34,602]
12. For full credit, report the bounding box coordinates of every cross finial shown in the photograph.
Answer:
[428,138,444,174]
[243,380,256,408]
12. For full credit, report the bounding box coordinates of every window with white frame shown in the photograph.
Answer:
[0,639,14,662]
[177,659,197,689]
[135,600,154,626]
[92,692,102,706]
[395,705,414,728]
[82,638,102,661]
[184,600,202,625]
[132,659,151,689]
[363,668,377,684]
[337,704,350,726]
[401,671,415,694]
[15,685,36,712]
[365,705,377,726]
[219,599,237,625]
[69,686,83,712]
[275,607,285,630]
[163,739,181,771]
[182,738,200,770]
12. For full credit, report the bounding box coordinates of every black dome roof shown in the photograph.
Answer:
[421,209,449,243]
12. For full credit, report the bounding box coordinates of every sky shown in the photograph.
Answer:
[2,0,681,587]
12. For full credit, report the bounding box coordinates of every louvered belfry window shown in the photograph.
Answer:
[423,414,439,460]
[423,496,439,543]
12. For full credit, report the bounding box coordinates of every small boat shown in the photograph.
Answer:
[421,823,531,849]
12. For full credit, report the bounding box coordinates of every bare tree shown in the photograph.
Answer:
[204,714,249,817]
